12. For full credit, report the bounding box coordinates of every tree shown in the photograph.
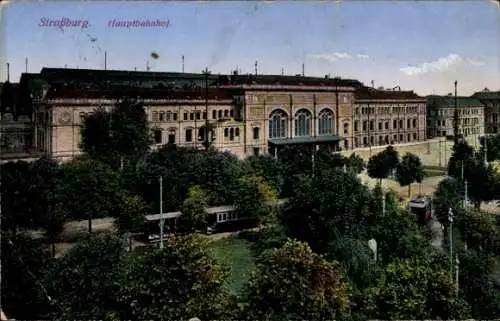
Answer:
[55,156,123,232]
[80,107,115,164]
[448,140,475,180]
[239,239,350,321]
[1,232,52,320]
[466,161,500,209]
[395,153,424,197]
[240,155,283,195]
[43,204,67,258]
[344,153,366,174]
[478,134,500,162]
[379,145,399,174]
[363,257,471,320]
[457,209,500,254]
[114,194,147,234]
[233,175,278,225]
[116,235,230,321]
[433,177,463,226]
[45,232,125,320]
[367,153,391,184]
[180,185,210,231]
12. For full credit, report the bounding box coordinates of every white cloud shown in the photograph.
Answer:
[400,54,485,76]
[310,52,371,62]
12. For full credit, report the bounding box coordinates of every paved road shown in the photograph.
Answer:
[430,215,444,251]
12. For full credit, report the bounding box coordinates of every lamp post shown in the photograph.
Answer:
[448,208,454,283]
[202,68,212,149]
[159,176,164,249]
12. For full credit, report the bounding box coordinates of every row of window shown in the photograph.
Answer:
[353,132,419,148]
[152,126,264,145]
[224,127,240,141]
[355,106,421,115]
[435,128,482,137]
[436,118,479,127]
[434,108,482,116]
[151,109,235,122]
[354,118,418,132]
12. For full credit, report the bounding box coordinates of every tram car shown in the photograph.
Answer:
[408,194,432,225]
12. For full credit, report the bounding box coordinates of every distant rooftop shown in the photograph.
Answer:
[427,95,483,108]
[355,87,424,100]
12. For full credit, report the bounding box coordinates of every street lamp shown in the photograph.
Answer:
[448,207,454,283]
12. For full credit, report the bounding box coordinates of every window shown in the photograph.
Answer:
[202,112,207,119]
[407,119,411,128]
[393,119,397,129]
[369,121,374,131]
[185,129,193,142]
[385,135,389,144]
[80,112,86,122]
[343,123,348,135]
[153,112,159,121]
[218,110,222,118]
[269,109,288,139]
[166,112,172,121]
[370,136,374,145]
[379,136,383,144]
[363,137,368,146]
[235,128,240,137]
[399,120,404,128]
[378,122,382,130]
[230,110,234,117]
[412,119,417,128]
[295,109,312,137]
[413,133,417,140]
[196,112,201,120]
[354,137,359,147]
[190,113,194,120]
[408,133,411,141]
[168,130,176,144]
[318,109,333,135]
[385,122,389,130]
[173,113,178,121]
[363,121,367,131]
[153,129,162,144]
[159,112,165,121]
[253,127,260,139]
[399,134,403,141]
[354,120,359,132]
[253,147,260,156]
[224,110,229,117]
[183,113,188,121]
[212,110,217,119]
[229,128,234,140]
[224,128,229,137]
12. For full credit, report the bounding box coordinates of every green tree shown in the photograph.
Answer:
[114,194,147,234]
[240,155,283,194]
[80,107,115,164]
[180,185,210,231]
[478,134,500,162]
[344,153,366,174]
[448,140,475,180]
[466,161,500,209]
[379,145,399,173]
[45,232,125,321]
[395,152,424,197]
[43,204,67,258]
[234,175,278,225]
[240,239,349,321]
[363,257,471,320]
[1,232,52,320]
[367,153,391,184]
[55,156,123,232]
[433,177,464,226]
[116,235,230,321]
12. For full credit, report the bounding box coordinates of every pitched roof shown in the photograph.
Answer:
[427,95,483,108]
[355,87,423,100]
[216,73,364,88]
[472,91,500,100]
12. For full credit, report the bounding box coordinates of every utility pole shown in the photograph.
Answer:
[484,134,488,166]
[254,61,258,75]
[382,192,386,216]
[203,68,211,149]
[182,55,185,73]
[455,254,460,297]
[6,62,9,82]
[464,180,468,252]
[159,176,164,249]
[25,57,28,73]
[104,51,107,70]
[461,160,464,181]
[453,81,459,145]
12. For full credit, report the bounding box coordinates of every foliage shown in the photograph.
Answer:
[114,194,147,234]
[367,153,391,183]
[380,145,400,172]
[466,161,500,209]
[278,145,314,197]
[456,209,500,254]
[433,177,464,226]
[280,169,372,254]
[55,156,123,232]
[448,140,475,180]
[344,153,366,174]
[395,152,424,197]
[1,232,53,320]
[240,155,283,194]
[80,107,116,164]
[478,134,500,162]
[363,257,471,320]
[239,239,350,321]
[45,232,125,321]
[116,235,230,321]
[180,185,210,231]
[233,175,278,224]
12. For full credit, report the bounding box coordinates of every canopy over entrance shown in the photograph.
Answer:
[268,135,343,146]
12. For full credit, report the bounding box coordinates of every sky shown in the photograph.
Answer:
[0,0,499,96]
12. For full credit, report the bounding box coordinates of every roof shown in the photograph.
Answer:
[44,87,235,100]
[472,90,500,100]
[427,95,483,108]
[355,87,424,100]
[216,74,364,88]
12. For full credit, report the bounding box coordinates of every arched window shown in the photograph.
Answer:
[295,109,312,137]
[229,128,234,140]
[269,109,288,139]
[318,109,334,135]
[218,110,223,118]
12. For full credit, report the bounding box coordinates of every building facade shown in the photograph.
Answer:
[426,95,485,139]
[472,90,500,134]
[26,68,427,161]
[353,87,427,148]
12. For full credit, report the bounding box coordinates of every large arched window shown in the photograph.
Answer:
[295,109,312,137]
[269,109,288,139]
[318,108,334,135]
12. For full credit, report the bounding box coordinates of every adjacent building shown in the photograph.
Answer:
[472,89,500,134]
[426,95,485,139]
